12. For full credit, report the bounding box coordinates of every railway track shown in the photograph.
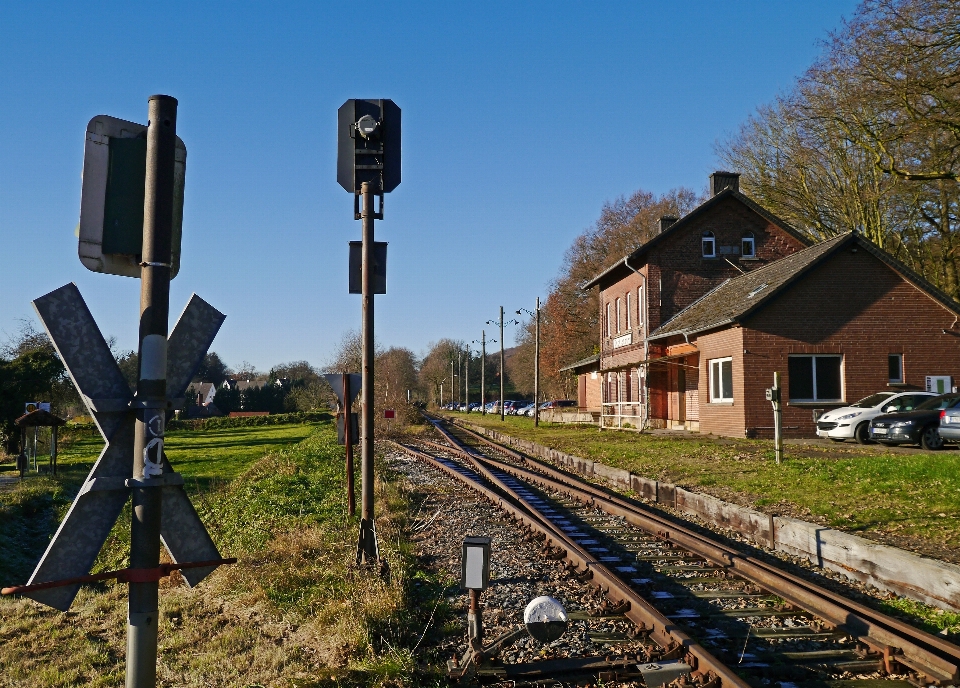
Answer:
[394,414,960,688]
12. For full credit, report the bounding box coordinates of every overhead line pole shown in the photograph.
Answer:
[535,297,540,427]
[500,306,505,421]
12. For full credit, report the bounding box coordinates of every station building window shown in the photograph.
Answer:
[702,231,716,258]
[742,232,755,258]
[889,354,904,383]
[788,354,843,402]
[709,357,733,402]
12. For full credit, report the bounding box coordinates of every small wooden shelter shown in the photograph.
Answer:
[15,409,67,477]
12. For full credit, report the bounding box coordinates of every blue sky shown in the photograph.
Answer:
[0,1,857,371]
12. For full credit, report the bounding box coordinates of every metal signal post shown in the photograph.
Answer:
[128,94,177,688]
[358,181,378,564]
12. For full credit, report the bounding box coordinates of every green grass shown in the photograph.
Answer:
[1,419,448,687]
[453,413,960,556]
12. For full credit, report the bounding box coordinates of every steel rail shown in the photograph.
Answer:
[438,416,960,686]
[391,439,750,688]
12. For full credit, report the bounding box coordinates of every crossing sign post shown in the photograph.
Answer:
[2,96,231,688]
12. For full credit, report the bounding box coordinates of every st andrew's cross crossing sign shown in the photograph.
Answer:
[24,283,225,611]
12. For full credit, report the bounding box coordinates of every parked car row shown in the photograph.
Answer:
[816,390,960,450]
[442,399,577,416]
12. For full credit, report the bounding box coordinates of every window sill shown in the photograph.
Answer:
[708,401,734,406]
[887,381,908,387]
[739,256,759,261]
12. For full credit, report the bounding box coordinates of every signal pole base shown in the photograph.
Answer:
[356,518,379,566]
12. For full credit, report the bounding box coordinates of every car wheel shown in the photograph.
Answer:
[920,425,944,451]
[854,422,873,445]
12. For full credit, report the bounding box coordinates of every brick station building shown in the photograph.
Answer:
[647,231,960,438]
[581,172,809,430]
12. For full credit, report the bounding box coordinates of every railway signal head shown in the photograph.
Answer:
[337,99,401,194]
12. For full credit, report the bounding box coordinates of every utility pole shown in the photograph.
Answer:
[481,333,486,414]
[518,298,541,427]
[451,359,455,406]
[535,297,540,427]
[127,94,177,688]
[473,332,487,414]
[500,306,505,421]
[358,180,377,565]
[465,350,470,411]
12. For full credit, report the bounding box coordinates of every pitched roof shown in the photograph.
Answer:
[647,232,960,341]
[583,188,811,289]
[559,353,600,373]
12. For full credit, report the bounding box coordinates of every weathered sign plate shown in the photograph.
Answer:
[78,115,186,279]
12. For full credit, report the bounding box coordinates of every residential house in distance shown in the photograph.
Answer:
[647,231,960,438]
[580,172,810,430]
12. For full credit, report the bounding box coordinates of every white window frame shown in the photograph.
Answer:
[637,285,644,326]
[709,357,734,403]
[889,353,904,383]
[606,302,612,337]
[742,232,755,258]
[788,354,844,402]
[702,231,716,258]
[626,292,632,330]
[616,297,623,333]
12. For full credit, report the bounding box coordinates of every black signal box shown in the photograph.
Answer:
[337,99,401,194]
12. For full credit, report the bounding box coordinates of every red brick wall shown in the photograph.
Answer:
[695,328,746,435]
[598,196,805,372]
[647,196,806,330]
[737,248,960,438]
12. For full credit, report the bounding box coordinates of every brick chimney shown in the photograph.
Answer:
[710,171,740,196]
[657,215,678,234]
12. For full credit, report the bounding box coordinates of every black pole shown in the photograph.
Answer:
[500,306,505,421]
[357,181,378,566]
[481,331,486,414]
[127,94,177,688]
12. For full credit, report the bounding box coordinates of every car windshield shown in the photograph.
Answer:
[916,394,960,411]
[851,393,895,408]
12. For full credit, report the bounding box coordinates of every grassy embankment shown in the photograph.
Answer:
[0,418,453,687]
[450,412,960,634]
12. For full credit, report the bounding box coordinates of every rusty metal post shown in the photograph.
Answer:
[467,588,484,650]
[534,296,540,428]
[343,374,355,517]
[499,306,505,421]
[357,181,378,565]
[127,94,178,688]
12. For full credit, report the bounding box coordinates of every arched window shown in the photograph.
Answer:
[742,231,755,258]
[702,231,716,258]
